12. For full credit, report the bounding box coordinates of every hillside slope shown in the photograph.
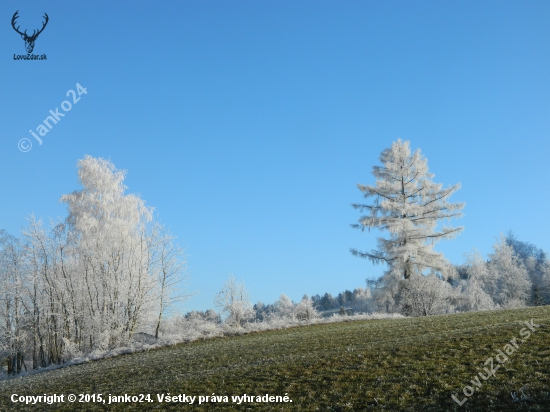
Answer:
[1,306,549,411]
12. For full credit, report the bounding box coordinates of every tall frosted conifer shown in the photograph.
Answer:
[351,139,464,280]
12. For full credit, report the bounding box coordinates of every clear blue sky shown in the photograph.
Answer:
[1,1,548,312]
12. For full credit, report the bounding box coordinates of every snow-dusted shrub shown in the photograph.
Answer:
[295,298,319,321]
[398,273,455,316]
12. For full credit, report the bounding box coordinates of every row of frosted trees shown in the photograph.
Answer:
[0,156,186,373]
[360,235,550,317]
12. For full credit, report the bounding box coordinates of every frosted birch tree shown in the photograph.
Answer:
[351,139,464,280]
[0,156,191,373]
[57,155,190,350]
[0,230,27,372]
[60,155,156,349]
[214,274,254,327]
[148,223,191,339]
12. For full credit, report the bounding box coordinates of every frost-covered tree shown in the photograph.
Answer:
[295,298,319,321]
[214,275,254,327]
[399,273,455,316]
[487,236,531,308]
[22,216,73,365]
[1,156,190,373]
[505,232,549,305]
[460,251,495,312]
[60,155,157,349]
[148,223,191,339]
[351,139,464,280]
[352,287,372,313]
[274,294,295,320]
[0,230,27,372]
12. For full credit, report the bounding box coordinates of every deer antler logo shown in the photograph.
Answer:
[11,11,49,54]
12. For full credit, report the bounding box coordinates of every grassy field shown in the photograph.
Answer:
[1,306,549,411]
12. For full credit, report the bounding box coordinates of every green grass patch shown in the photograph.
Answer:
[1,306,549,411]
